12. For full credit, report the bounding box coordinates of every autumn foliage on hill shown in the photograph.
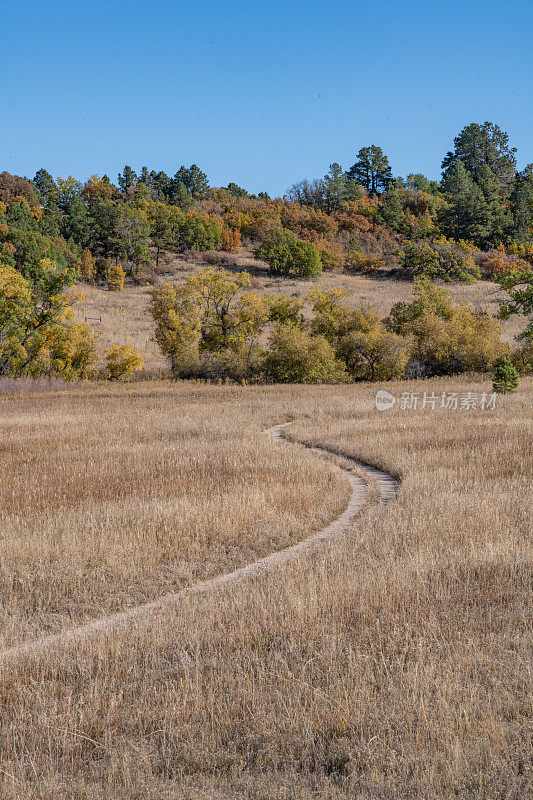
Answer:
[1,121,533,381]
[150,268,508,383]
[1,121,531,297]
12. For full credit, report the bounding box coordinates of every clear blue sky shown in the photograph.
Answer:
[1,0,531,196]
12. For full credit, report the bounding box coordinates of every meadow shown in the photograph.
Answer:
[0,383,348,648]
[0,376,530,799]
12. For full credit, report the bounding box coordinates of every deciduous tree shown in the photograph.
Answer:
[0,261,96,379]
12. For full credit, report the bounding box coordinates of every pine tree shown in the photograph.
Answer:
[172,165,209,199]
[117,165,138,193]
[60,194,90,246]
[225,182,248,197]
[511,165,533,241]
[33,168,58,208]
[442,121,517,189]
[322,163,347,212]
[492,357,519,393]
[172,180,194,209]
[151,171,173,201]
[138,166,156,198]
[475,164,512,247]
[347,146,392,195]
[439,160,490,243]
[379,183,405,231]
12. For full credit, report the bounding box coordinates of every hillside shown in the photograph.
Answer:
[73,248,526,374]
[2,121,533,384]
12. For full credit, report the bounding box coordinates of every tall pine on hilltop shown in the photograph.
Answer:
[347,145,393,195]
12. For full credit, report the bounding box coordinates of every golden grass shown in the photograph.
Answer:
[0,378,531,799]
[0,384,348,648]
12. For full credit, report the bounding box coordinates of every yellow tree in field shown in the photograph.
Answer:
[104,345,144,380]
[107,263,126,291]
[77,248,96,282]
[151,268,269,377]
[0,261,97,379]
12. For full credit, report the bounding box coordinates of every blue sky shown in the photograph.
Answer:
[1,0,531,195]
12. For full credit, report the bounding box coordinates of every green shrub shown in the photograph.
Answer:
[256,228,322,278]
[265,322,348,383]
[401,240,440,277]
[401,237,480,282]
[492,357,519,393]
[169,211,223,252]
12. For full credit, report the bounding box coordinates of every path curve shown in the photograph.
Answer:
[0,423,399,665]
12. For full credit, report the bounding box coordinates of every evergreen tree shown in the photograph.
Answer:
[172,180,194,209]
[172,164,209,199]
[475,164,512,246]
[322,163,347,212]
[151,171,173,201]
[60,194,90,246]
[492,357,519,393]
[87,198,121,260]
[138,166,156,197]
[225,182,248,197]
[511,165,533,241]
[497,264,533,343]
[405,173,441,195]
[439,160,490,243]
[442,121,517,189]
[33,168,58,208]
[346,145,392,195]
[117,165,138,193]
[379,182,405,231]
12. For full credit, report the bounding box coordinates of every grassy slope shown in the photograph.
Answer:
[72,248,526,373]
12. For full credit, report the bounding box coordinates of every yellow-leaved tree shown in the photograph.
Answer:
[104,345,144,380]
[0,261,97,379]
[386,277,507,375]
[77,248,96,282]
[107,263,126,291]
[308,288,411,381]
[151,267,269,379]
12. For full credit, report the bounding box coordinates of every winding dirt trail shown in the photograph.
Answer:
[0,423,399,665]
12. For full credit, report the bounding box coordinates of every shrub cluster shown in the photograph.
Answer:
[386,278,507,375]
[151,269,509,383]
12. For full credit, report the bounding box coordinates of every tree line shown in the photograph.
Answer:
[0,120,532,382]
[151,267,515,383]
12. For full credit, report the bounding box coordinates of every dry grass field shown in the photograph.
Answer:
[0,377,531,799]
[0,384,349,648]
[73,249,526,371]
